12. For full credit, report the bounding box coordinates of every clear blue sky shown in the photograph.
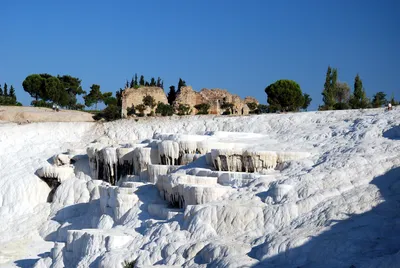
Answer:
[1,0,399,110]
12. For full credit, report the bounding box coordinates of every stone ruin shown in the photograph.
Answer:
[121,86,168,118]
[120,85,259,117]
[174,86,259,115]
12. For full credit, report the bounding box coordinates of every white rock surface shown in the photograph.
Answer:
[0,109,399,267]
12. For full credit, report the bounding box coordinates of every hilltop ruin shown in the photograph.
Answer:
[121,85,258,117]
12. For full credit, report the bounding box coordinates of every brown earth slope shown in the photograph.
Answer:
[0,106,95,123]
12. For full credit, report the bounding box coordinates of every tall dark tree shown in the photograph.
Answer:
[167,86,177,105]
[0,84,3,96]
[134,73,138,87]
[177,78,186,92]
[150,77,156,86]
[139,75,145,86]
[3,83,8,96]
[156,77,162,88]
[321,66,336,109]
[9,85,16,100]
[130,78,134,88]
[125,80,129,89]
[350,74,369,109]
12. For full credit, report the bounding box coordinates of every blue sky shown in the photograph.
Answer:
[1,0,399,110]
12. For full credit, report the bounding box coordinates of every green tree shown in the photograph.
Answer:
[23,74,45,101]
[302,93,312,111]
[4,83,8,96]
[194,103,210,114]
[134,74,138,87]
[150,77,156,86]
[84,84,103,109]
[177,78,186,92]
[349,74,369,109]
[0,84,3,96]
[156,77,162,88]
[139,75,145,86]
[321,66,337,110]
[265,79,305,112]
[372,91,387,108]
[130,78,134,88]
[9,85,16,100]
[45,76,68,106]
[257,104,269,114]
[167,86,176,105]
[103,92,117,106]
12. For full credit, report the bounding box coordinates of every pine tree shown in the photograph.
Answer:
[125,80,129,89]
[0,84,3,96]
[130,77,134,88]
[177,78,186,92]
[150,77,156,86]
[350,74,369,109]
[156,77,162,88]
[139,75,145,86]
[9,85,16,100]
[3,83,8,96]
[134,73,138,87]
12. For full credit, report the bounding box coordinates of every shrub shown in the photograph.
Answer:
[155,102,174,116]
[127,105,135,116]
[220,102,234,115]
[31,100,53,108]
[194,103,210,114]
[135,104,146,117]
[247,102,258,113]
[177,104,191,115]
[143,95,156,109]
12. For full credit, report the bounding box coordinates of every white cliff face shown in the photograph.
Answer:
[0,109,400,267]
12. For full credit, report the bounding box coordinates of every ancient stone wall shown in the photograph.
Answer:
[174,86,256,115]
[121,87,168,118]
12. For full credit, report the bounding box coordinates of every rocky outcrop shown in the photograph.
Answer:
[121,87,168,118]
[174,86,257,115]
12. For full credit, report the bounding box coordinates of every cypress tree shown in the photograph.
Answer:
[167,86,177,105]
[134,73,138,87]
[4,83,8,96]
[350,74,369,108]
[321,66,335,109]
[9,85,16,100]
[0,84,3,96]
[139,75,145,86]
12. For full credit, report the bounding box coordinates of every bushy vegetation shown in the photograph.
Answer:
[319,66,398,110]
[0,83,21,106]
[156,102,174,116]
[176,103,192,115]
[194,103,210,114]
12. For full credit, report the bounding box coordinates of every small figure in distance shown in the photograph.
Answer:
[388,102,392,111]
[56,105,60,112]
[52,104,56,112]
